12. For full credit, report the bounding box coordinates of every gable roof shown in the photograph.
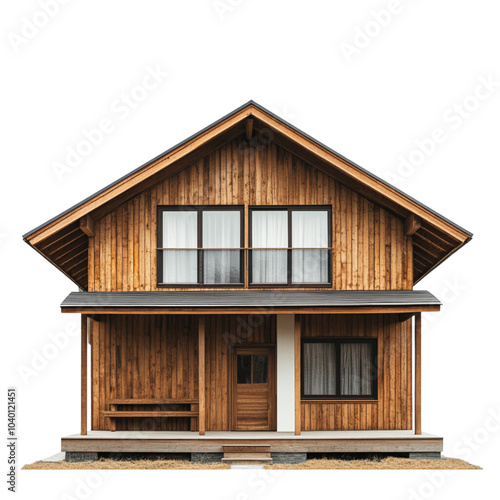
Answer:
[23,101,472,289]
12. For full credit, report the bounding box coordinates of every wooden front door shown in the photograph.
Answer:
[231,346,276,431]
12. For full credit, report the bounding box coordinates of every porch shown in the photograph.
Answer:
[62,430,443,455]
[65,289,440,455]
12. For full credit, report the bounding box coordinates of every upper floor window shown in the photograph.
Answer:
[158,207,243,286]
[249,207,331,285]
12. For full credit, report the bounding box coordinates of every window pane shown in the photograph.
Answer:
[204,250,241,284]
[163,211,198,248]
[203,211,241,284]
[203,211,240,248]
[251,210,288,283]
[292,211,329,283]
[162,250,198,284]
[162,211,198,284]
[303,343,336,396]
[292,249,329,283]
[340,343,375,396]
[252,355,268,384]
[237,355,252,384]
[251,249,287,284]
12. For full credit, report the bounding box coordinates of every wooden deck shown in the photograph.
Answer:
[61,430,443,454]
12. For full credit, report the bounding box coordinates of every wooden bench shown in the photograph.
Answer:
[102,398,199,431]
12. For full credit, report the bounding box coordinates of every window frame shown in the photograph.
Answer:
[301,337,378,401]
[248,205,332,287]
[156,205,245,288]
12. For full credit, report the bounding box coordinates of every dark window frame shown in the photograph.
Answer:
[248,205,332,287]
[157,205,245,288]
[301,337,378,400]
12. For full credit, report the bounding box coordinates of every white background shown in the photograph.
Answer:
[1,1,499,499]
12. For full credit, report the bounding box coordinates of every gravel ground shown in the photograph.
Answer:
[23,456,481,470]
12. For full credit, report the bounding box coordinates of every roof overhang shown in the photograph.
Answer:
[61,290,441,315]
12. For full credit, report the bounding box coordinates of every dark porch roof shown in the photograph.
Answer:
[61,290,441,314]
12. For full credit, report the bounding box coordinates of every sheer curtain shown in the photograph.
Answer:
[251,210,288,283]
[162,211,198,284]
[292,210,328,283]
[303,343,336,396]
[340,343,373,395]
[203,211,241,284]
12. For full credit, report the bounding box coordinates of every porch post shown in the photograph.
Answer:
[81,314,87,436]
[198,316,206,436]
[294,315,301,436]
[415,313,422,435]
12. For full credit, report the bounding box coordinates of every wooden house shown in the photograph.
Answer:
[23,101,472,464]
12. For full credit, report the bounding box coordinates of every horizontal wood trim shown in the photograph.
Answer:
[302,400,378,404]
[103,411,198,418]
[64,305,440,315]
[61,436,443,454]
[109,398,198,405]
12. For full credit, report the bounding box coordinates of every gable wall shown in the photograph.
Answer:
[88,136,413,291]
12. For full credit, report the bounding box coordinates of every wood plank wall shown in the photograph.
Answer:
[91,314,275,431]
[300,314,412,431]
[88,136,412,291]
[91,315,198,431]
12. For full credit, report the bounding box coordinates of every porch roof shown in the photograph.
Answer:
[61,290,441,314]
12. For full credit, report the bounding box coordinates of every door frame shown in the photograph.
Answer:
[229,344,277,431]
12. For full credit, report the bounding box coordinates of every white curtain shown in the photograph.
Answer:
[292,211,328,283]
[203,211,241,284]
[162,211,198,284]
[251,210,288,283]
[340,343,373,396]
[303,343,336,396]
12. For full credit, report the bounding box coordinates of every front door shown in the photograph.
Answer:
[231,346,276,430]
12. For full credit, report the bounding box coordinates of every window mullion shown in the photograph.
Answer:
[288,209,292,285]
[336,341,341,397]
[198,209,203,285]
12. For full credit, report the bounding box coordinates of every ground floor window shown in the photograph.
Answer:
[301,339,377,399]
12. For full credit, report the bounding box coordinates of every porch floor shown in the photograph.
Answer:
[62,430,443,454]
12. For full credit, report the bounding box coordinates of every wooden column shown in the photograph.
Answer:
[81,315,88,436]
[415,313,422,435]
[198,316,206,436]
[294,315,301,436]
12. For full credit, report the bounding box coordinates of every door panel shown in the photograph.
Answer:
[232,347,276,430]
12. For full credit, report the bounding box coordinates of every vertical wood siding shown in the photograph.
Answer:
[91,314,275,431]
[300,314,412,431]
[88,136,412,291]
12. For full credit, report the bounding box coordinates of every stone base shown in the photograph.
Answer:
[65,452,99,463]
[191,452,223,463]
[408,452,442,460]
[271,452,308,464]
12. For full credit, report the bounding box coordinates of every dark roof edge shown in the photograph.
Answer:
[23,100,473,241]
[60,289,443,308]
